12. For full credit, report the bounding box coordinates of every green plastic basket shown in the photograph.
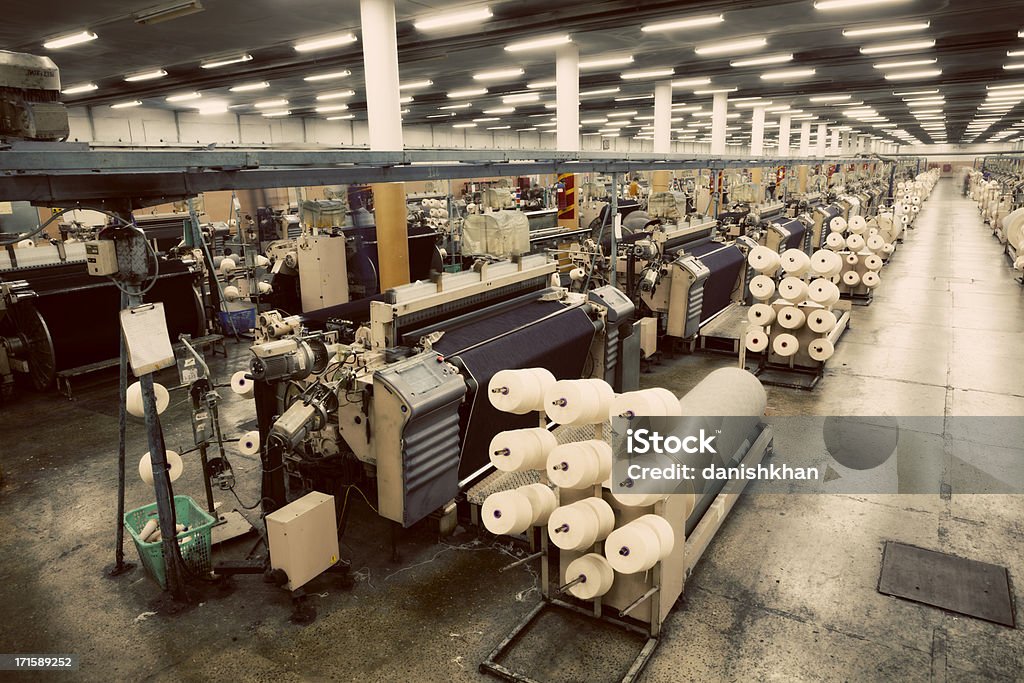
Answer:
[124,495,216,589]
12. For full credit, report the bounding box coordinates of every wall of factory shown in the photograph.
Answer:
[68,106,724,154]
[897,142,1024,175]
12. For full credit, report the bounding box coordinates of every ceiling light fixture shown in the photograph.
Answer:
[884,69,942,80]
[316,90,356,101]
[1004,63,1024,70]
[615,94,654,101]
[306,70,352,82]
[842,21,929,37]
[294,32,357,53]
[125,69,167,82]
[473,68,525,81]
[641,14,724,32]
[730,54,793,67]
[262,110,290,117]
[694,87,738,94]
[809,94,852,102]
[229,81,269,92]
[326,114,355,120]
[987,82,1024,90]
[526,80,555,89]
[111,100,142,109]
[695,37,767,56]
[315,104,349,113]
[621,68,675,80]
[761,68,816,80]
[503,92,540,103]
[166,92,202,103]
[414,6,492,30]
[874,58,937,69]
[43,30,98,49]
[671,77,713,88]
[453,123,477,128]
[581,87,621,96]
[438,103,473,110]
[200,53,252,69]
[505,35,571,52]
[893,89,939,96]
[254,99,288,108]
[448,87,487,98]
[61,83,98,95]
[399,79,431,90]
[134,1,204,25]
[860,40,936,55]
[484,107,515,114]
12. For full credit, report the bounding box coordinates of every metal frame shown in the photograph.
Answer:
[0,143,873,206]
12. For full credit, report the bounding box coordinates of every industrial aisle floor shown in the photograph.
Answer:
[0,178,1021,682]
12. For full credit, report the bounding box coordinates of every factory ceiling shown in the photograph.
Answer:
[4,0,1024,146]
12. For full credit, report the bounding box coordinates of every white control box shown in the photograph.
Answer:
[266,491,339,591]
[85,240,118,276]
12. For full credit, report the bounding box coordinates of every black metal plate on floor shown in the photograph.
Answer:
[878,541,1015,627]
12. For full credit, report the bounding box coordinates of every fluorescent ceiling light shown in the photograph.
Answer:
[505,35,571,52]
[527,80,555,89]
[893,89,939,96]
[414,7,492,30]
[488,125,511,130]
[400,79,431,90]
[734,100,773,108]
[134,1,204,24]
[903,96,944,102]
[503,92,540,103]
[294,32,357,52]
[306,70,352,82]
[1008,50,1024,58]
[399,96,414,104]
[166,92,202,103]
[262,110,290,117]
[427,113,456,118]
[43,30,97,49]
[767,105,793,112]
[842,21,929,37]
[581,118,608,124]
[326,114,355,120]
[641,14,723,32]
[581,87,620,97]
[124,69,167,82]
[453,123,477,128]
[988,82,1024,90]
[730,54,793,67]
[316,90,356,101]
[61,83,98,95]
[473,117,499,122]
[860,40,935,55]
[448,87,487,98]
[761,68,815,80]
[911,109,942,114]
[111,100,142,109]
[1004,63,1024,70]
[581,55,634,68]
[672,78,713,88]
[439,103,472,110]
[695,37,767,56]
[229,81,269,92]
[873,123,897,128]
[517,127,537,132]
[621,68,675,80]
[809,94,851,102]
[315,104,349,113]
[885,69,942,80]
[874,58,936,69]
[200,53,252,69]
[694,87,738,94]
[484,107,514,114]
[615,94,654,101]
[474,68,524,81]
[254,99,288,108]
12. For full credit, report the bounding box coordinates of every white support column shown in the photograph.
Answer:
[556,44,579,152]
[711,92,728,155]
[751,105,766,156]
[778,113,792,156]
[653,80,672,154]
[799,121,811,157]
[858,134,869,153]
[830,128,841,155]
[816,123,827,156]
[360,0,402,151]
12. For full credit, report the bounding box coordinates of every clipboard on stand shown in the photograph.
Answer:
[120,303,176,375]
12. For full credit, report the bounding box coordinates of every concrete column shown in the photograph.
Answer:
[816,123,827,156]
[778,114,792,156]
[830,129,841,155]
[556,44,579,152]
[751,106,766,156]
[653,80,672,154]
[711,92,728,155]
[360,0,402,151]
[360,0,409,288]
[799,121,811,157]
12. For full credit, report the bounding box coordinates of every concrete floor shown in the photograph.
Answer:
[1,178,1022,681]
